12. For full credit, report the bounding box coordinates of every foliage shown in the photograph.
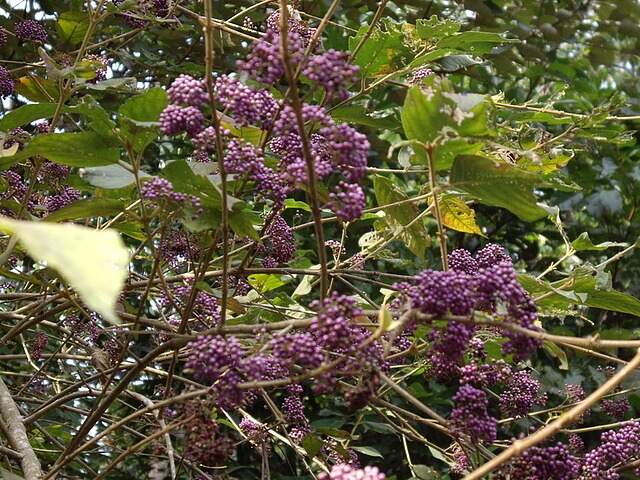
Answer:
[1,1,640,479]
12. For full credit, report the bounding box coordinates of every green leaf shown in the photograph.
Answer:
[402,77,494,147]
[56,11,90,44]
[14,75,58,103]
[350,446,384,458]
[0,218,128,324]
[520,274,640,317]
[79,163,148,189]
[162,160,244,212]
[416,16,461,40]
[43,198,126,223]
[118,88,168,152]
[0,132,120,170]
[247,274,292,293]
[436,54,483,71]
[74,96,117,138]
[450,155,549,221]
[439,196,485,236]
[373,175,429,259]
[284,199,311,212]
[0,103,65,132]
[436,31,519,55]
[348,21,415,78]
[542,341,569,370]
[228,209,260,241]
[300,434,324,459]
[572,232,628,251]
[119,87,168,122]
[330,104,399,130]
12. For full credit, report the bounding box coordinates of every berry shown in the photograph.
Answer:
[167,74,207,107]
[450,384,497,444]
[499,370,543,418]
[301,49,359,102]
[0,26,7,48]
[15,20,47,42]
[158,104,204,137]
[0,66,15,98]
[318,464,386,480]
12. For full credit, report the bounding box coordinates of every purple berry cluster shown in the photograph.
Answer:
[301,49,360,102]
[580,419,640,479]
[450,383,497,444]
[15,20,47,43]
[318,464,386,480]
[159,230,200,269]
[140,176,202,217]
[181,400,235,467]
[499,370,545,418]
[167,74,207,106]
[494,440,580,480]
[600,397,631,420]
[0,26,7,48]
[258,214,296,267]
[0,66,13,98]
[214,76,278,129]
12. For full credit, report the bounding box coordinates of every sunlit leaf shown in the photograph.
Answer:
[439,196,485,236]
[56,11,90,45]
[0,217,128,324]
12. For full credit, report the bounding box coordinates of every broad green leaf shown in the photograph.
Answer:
[436,31,519,55]
[439,196,485,236]
[85,77,136,91]
[450,155,549,221]
[572,232,628,251]
[118,88,168,152]
[284,199,311,212]
[520,274,640,317]
[228,209,260,241]
[248,273,292,293]
[119,87,168,122]
[373,175,429,259]
[436,54,483,71]
[348,21,415,78]
[416,16,461,40]
[79,163,148,189]
[43,198,126,222]
[56,11,90,45]
[162,160,244,212]
[14,76,58,103]
[74,96,116,138]
[0,217,128,324]
[330,104,399,130]
[0,103,65,132]
[285,433,324,459]
[0,132,120,170]
[402,78,493,147]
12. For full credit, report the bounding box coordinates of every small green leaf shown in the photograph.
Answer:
[350,445,384,458]
[301,434,324,459]
[348,21,415,77]
[542,341,569,370]
[284,199,311,212]
[248,274,292,293]
[436,31,519,55]
[330,105,399,130]
[56,11,90,44]
[450,155,549,221]
[572,232,628,251]
[0,132,120,170]
[0,218,128,324]
[373,175,429,259]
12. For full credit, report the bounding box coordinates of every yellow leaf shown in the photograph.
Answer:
[439,197,486,237]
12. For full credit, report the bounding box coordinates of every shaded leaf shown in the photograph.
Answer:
[43,198,126,222]
[0,103,65,132]
[373,175,429,258]
[572,232,628,251]
[450,155,549,221]
[79,163,148,189]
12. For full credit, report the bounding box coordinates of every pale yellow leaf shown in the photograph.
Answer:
[440,197,486,237]
[0,218,128,324]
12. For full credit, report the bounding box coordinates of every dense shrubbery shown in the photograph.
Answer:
[1,1,640,479]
